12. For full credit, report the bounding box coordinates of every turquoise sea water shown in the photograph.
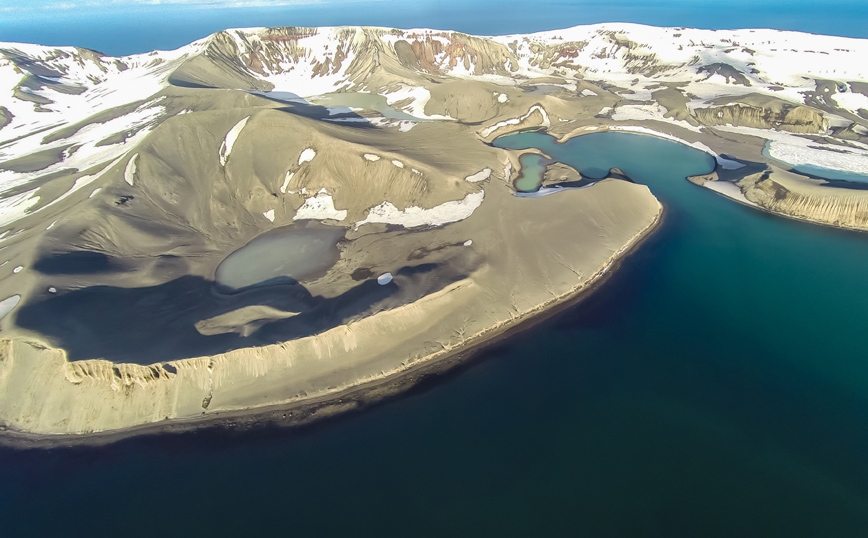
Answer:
[497,130,717,182]
[4,6,868,537]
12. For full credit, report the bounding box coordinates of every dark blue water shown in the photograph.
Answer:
[3,0,868,56]
[3,130,868,537]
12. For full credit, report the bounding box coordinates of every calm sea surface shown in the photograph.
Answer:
[2,6,868,537]
[2,1,868,56]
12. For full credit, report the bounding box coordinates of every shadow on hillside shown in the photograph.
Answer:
[16,255,478,365]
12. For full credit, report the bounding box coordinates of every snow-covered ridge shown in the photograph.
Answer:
[4,23,867,142]
[0,39,206,146]
[2,23,868,231]
[164,23,868,114]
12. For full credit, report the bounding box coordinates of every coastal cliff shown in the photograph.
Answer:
[738,168,868,230]
[694,102,826,133]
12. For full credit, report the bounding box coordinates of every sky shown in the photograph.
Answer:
[2,0,865,16]
[1,0,867,55]
[0,0,340,15]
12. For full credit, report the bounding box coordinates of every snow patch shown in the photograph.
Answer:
[0,101,164,196]
[280,171,295,194]
[12,265,23,274]
[363,153,381,162]
[263,209,275,222]
[716,156,746,170]
[0,295,20,319]
[716,125,868,176]
[832,88,868,115]
[612,103,702,132]
[124,153,138,186]
[219,116,250,167]
[356,191,484,229]
[515,184,597,197]
[704,180,757,206]
[463,239,473,246]
[391,160,404,168]
[298,147,316,165]
[496,92,509,103]
[384,84,452,120]
[293,192,347,221]
[465,168,492,183]
[0,191,40,227]
[377,273,393,285]
[481,105,550,137]
[608,125,721,159]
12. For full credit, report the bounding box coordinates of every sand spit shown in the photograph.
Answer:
[0,175,660,442]
[0,193,661,446]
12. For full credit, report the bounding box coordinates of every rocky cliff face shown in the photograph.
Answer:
[694,102,826,133]
[738,169,868,230]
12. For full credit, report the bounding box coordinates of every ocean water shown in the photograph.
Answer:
[3,5,868,537]
[2,1,868,56]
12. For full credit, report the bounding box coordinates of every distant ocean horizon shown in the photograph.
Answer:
[2,0,868,56]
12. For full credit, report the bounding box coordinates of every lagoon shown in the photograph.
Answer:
[214,223,343,290]
[514,153,551,191]
[495,130,716,184]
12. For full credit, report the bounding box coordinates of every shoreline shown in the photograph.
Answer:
[0,202,665,450]
[538,123,868,233]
